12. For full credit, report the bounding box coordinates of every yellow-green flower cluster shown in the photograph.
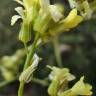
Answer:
[11,0,83,43]
[68,0,93,20]
[47,66,75,96]
[47,66,92,96]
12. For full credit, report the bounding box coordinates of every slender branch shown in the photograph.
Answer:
[18,33,39,96]
[53,37,63,67]
[32,78,49,86]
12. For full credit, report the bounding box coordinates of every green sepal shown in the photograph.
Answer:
[27,5,39,26]
[48,78,60,96]
[33,11,51,33]
[19,20,31,43]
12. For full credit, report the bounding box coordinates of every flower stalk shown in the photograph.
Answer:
[53,37,63,67]
[18,32,39,96]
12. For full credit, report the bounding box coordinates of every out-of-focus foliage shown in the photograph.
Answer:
[0,0,96,96]
[0,0,21,57]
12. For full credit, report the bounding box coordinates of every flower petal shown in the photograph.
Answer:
[11,15,21,26]
[61,8,77,24]
[49,5,63,22]
[71,76,92,95]
[14,0,24,5]
[63,15,83,29]
[68,0,79,8]
[15,7,25,18]
[40,0,50,12]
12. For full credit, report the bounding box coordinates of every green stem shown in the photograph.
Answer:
[32,78,49,86]
[18,33,39,96]
[24,43,29,54]
[53,37,63,67]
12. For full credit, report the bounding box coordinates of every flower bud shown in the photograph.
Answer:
[19,54,40,83]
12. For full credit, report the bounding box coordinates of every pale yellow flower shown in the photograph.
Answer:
[71,76,92,95]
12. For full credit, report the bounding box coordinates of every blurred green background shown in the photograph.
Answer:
[0,0,96,96]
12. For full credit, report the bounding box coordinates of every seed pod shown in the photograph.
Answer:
[19,20,31,43]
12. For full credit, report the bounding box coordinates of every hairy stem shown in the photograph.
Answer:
[18,33,39,96]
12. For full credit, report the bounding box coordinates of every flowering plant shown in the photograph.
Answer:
[0,0,95,96]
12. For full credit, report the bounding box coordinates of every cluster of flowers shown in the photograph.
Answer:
[11,0,83,43]
[48,66,92,96]
[68,0,93,20]
[11,0,94,95]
